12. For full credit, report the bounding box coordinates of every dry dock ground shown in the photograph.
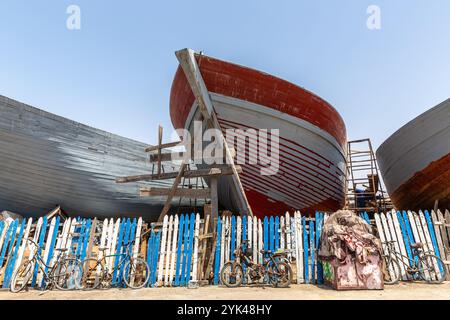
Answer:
[0,282,449,300]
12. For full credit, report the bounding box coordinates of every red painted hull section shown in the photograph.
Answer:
[170,55,346,149]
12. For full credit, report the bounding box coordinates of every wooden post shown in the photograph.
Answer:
[210,177,219,223]
[157,125,163,176]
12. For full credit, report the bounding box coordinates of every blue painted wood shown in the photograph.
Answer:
[0,221,16,270]
[174,214,185,286]
[402,211,419,269]
[0,221,4,241]
[275,216,280,251]
[112,219,125,286]
[364,212,370,224]
[396,212,413,266]
[402,211,416,245]
[269,216,274,252]
[129,218,137,251]
[302,217,309,284]
[242,216,247,242]
[75,219,86,259]
[1,220,18,269]
[41,216,60,288]
[184,213,196,285]
[180,215,190,285]
[31,217,48,287]
[242,215,248,284]
[0,222,14,268]
[309,219,315,284]
[124,218,137,280]
[151,231,161,287]
[3,219,26,288]
[424,210,444,273]
[315,212,324,284]
[79,219,92,263]
[146,230,155,287]
[263,217,268,251]
[213,217,222,285]
[230,215,236,260]
[118,219,131,286]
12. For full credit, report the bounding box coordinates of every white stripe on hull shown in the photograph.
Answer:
[184,94,346,212]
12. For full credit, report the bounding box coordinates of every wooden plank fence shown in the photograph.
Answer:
[2,209,448,289]
[372,209,450,281]
[0,211,330,288]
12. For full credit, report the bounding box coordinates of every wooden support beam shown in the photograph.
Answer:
[116,165,242,183]
[175,48,252,217]
[145,141,181,153]
[140,187,211,198]
[157,162,188,222]
[148,152,228,163]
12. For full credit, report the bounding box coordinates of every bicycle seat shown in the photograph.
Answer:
[55,248,68,252]
[260,250,272,254]
[98,247,110,251]
[410,243,423,249]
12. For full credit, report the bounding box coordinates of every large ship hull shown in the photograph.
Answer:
[170,54,347,216]
[376,99,450,211]
[0,95,196,219]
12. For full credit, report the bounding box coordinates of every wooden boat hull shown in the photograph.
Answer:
[376,99,450,211]
[170,54,347,216]
[0,95,199,218]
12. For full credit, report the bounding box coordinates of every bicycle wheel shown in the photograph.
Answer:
[267,261,291,288]
[122,258,150,289]
[418,254,447,284]
[220,262,244,288]
[53,258,83,290]
[10,260,35,293]
[80,258,104,290]
[382,256,401,285]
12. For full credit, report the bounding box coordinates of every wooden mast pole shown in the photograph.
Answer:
[175,48,253,217]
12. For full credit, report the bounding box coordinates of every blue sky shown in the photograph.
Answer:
[1,0,449,149]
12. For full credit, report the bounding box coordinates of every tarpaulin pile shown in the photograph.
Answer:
[318,210,384,290]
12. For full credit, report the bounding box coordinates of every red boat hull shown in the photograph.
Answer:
[170,54,347,216]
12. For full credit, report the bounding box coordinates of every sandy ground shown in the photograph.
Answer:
[0,282,449,300]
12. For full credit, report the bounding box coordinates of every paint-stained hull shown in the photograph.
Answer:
[170,54,347,216]
[376,99,450,211]
[0,95,200,218]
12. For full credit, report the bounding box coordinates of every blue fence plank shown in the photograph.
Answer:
[302,217,309,284]
[112,220,125,286]
[174,214,185,286]
[3,219,26,288]
[424,210,444,273]
[230,216,236,261]
[275,216,280,251]
[213,217,222,285]
[309,219,315,284]
[31,217,48,287]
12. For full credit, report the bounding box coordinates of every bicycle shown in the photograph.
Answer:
[382,240,446,284]
[80,241,150,290]
[220,240,292,288]
[10,239,83,293]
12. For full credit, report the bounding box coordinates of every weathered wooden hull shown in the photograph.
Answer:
[376,99,450,211]
[0,95,198,219]
[170,54,347,216]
